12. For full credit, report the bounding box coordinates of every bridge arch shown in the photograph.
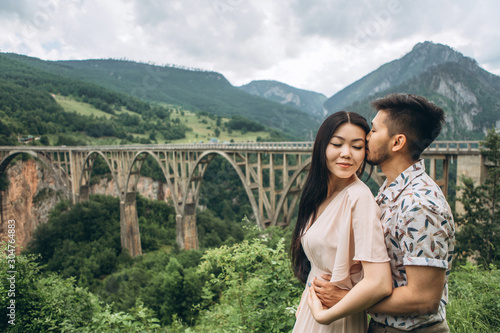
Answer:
[184,150,262,228]
[271,157,311,226]
[0,150,68,195]
[124,151,178,210]
[78,151,122,201]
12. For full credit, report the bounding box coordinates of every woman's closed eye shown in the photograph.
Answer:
[331,143,364,149]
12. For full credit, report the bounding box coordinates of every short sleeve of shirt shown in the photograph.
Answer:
[400,202,453,269]
[351,188,390,263]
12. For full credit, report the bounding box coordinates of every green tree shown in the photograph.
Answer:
[0,171,9,191]
[456,129,500,266]
[192,235,302,332]
[40,135,49,145]
[0,243,161,332]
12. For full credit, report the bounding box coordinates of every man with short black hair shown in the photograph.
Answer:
[312,93,455,332]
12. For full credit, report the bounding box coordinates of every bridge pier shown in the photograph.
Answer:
[120,192,142,256]
[79,185,90,202]
[455,154,488,214]
[176,203,198,250]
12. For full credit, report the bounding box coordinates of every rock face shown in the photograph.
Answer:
[0,159,61,252]
[239,80,327,118]
[0,159,172,251]
[87,175,172,201]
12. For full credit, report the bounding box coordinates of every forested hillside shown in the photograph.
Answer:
[0,54,292,146]
[324,42,466,112]
[0,54,186,145]
[4,42,499,144]
[3,53,319,139]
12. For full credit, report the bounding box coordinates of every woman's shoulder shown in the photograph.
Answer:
[345,178,376,201]
[345,179,380,215]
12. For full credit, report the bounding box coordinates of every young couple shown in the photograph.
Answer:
[291,93,455,333]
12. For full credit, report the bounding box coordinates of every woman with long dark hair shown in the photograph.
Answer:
[291,111,391,332]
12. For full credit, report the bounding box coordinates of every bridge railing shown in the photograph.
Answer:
[0,142,316,152]
[129,141,316,151]
[0,140,482,154]
[424,141,481,154]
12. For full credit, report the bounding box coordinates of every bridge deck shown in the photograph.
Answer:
[0,140,482,155]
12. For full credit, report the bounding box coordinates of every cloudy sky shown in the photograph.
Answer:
[1,0,499,96]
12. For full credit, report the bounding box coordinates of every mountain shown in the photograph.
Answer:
[0,53,195,146]
[3,54,319,139]
[239,80,327,118]
[4,41,498,142]
[324,42,466,112]
[0,53,291,146]
[325,41,500,139]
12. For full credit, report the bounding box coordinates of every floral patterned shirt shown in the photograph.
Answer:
[369,160,455,330]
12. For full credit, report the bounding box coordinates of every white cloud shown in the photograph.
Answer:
[0,0,499,96]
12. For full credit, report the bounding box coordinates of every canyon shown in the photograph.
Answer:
[0,158,171,252]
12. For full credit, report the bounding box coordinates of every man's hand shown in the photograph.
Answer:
[312,274,349,308]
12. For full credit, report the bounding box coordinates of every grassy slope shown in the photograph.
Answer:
[54,95,116,119]
[169,109,269,143]
[53,95,269,144]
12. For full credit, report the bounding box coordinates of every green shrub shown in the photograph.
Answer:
[26,194,177,279]
[447,263,500,332]
[99,250,205,326]
[190,236,303,332]
[0,243,162,332]
[226,115,265,132]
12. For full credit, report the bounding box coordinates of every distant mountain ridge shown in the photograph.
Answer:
[3,54,319,139]
[238,80,327,118]
[0,53,194,146]
[2,41,499,142]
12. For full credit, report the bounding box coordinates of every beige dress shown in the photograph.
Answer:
[292,178,389,333]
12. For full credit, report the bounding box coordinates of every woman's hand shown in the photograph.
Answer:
[307,283,331,325]
[306,261,392,325]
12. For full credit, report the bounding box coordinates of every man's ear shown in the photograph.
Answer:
[391,134,407,152]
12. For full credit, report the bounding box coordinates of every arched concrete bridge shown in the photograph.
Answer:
[0,141,485,256]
